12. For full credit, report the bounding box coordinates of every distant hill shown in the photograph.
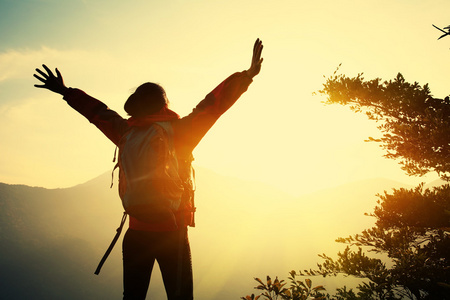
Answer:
[0,168,429,299]
[0,174,124,300]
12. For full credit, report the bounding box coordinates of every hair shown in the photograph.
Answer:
[124,82,168,118]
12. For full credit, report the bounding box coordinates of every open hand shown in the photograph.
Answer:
[34,64,68,95]
[247,39,264,78]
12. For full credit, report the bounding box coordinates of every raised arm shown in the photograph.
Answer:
[246,38,264,79]
[33,64,69,95]
[174,39,264,155]
[33,64,129,145]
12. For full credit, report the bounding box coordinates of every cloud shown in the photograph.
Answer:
[0,48,78,112]
[0,46,113,81]
[0,46,137,114]
[1,47,59,82]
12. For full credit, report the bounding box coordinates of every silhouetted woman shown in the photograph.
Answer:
[33,39,263,300]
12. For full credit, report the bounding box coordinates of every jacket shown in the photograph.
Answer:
[63,71,253,231]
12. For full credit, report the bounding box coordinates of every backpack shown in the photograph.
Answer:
[95,121,195,275]
[118,121,185,224]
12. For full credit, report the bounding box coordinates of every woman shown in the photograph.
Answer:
[33,39,263,300]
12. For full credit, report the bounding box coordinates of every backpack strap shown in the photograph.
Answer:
[94,212,128,275]
[110,146,119,188]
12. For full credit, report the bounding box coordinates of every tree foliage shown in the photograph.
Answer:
[301,184,450,299]
[303,71,450,299]
[244,71,450,299]
[319,69,450,180]
[241,273,328,300]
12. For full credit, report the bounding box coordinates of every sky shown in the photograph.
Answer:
[0,0,449,196]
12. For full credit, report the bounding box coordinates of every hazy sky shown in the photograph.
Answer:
[1,0,448,195]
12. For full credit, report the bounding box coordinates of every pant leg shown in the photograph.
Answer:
[123,229,156,300]
[157,228,193,300]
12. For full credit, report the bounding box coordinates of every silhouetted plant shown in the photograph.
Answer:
[245,71,450,299]
[319,70,450,180]
[299,71,450,299]
[312,70,450,299]
[241,273,327,300]
[312,184,449,299]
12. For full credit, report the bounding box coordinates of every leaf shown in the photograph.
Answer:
[241,294,261,300]
[305,278,312,288]
[365,136,382,142]
[296,280,306,288]
[313,285,326,291]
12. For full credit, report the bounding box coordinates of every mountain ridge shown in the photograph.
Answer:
[0,169,445,299]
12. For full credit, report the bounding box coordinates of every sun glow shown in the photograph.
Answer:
[1,1,448,300]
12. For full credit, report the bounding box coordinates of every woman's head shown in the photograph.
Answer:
[124,82,168,118]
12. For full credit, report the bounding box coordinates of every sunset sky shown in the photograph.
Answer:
[1,0,448,196]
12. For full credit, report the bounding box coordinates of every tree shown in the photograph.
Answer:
[302,183,450,299]
[241,273,328,300]
[243,71,450,299]
[319,69,450,180]
[302,71,450,299]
